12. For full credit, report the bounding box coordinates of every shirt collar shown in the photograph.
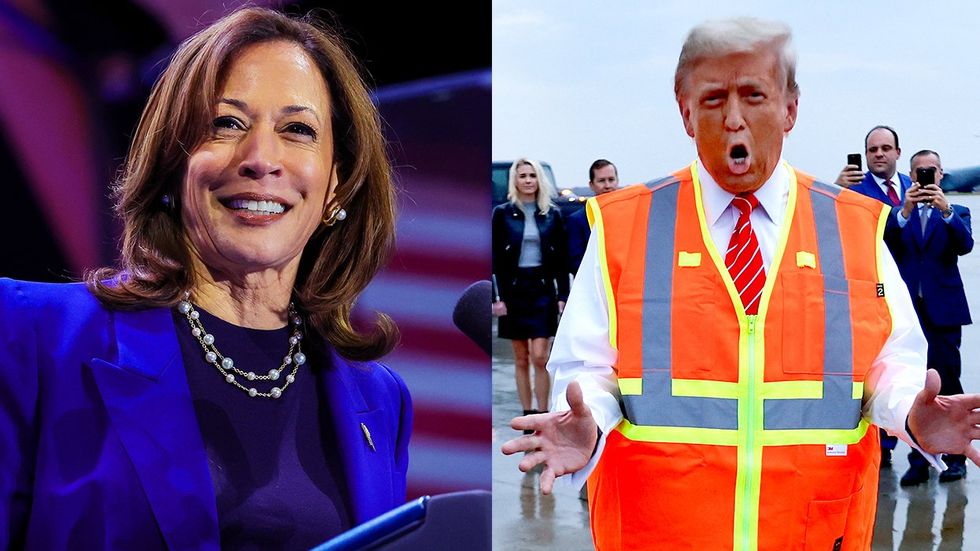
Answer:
[871,172,898,187]
[697,158,788,228]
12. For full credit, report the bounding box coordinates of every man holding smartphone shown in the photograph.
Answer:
[837,125,914,469]
[885,149,973,485]
[836,125,912,207]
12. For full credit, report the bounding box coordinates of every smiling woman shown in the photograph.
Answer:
[180,41,339,310]
[0,7,410,549]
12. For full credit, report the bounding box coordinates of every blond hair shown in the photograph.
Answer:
[507,158,555,214]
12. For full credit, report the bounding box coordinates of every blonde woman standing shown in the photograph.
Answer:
[492,159,568,427]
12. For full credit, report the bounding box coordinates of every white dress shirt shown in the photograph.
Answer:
[871,172,903,202]
[551,160,936,487]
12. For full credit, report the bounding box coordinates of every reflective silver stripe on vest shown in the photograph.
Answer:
[622,179,739,429]
[763,182,862,430]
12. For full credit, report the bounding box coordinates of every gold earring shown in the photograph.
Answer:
[322,206,347,227]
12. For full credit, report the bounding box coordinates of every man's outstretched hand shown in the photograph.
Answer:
[500,381,599,494]
[907,369,980,466]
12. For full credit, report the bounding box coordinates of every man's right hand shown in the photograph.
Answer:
[902,183,925,218]
[835,164,864,187]
[500,381,599,495]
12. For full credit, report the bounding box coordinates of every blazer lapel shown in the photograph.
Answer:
[88,307,219,550]
[318,346,394,524]
[874,183,892,205]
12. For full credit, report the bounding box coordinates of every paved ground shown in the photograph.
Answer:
[492,193,980,550]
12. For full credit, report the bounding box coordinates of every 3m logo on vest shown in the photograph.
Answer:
[825,444,847,456]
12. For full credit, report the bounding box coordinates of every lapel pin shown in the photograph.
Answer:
[360,422,376,452]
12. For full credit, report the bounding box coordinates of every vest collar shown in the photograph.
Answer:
[695,159,788,230]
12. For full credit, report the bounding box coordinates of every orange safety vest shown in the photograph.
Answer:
[585,162,893,551]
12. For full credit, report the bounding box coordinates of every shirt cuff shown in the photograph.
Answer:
[896,209,909,227]
[886,412,946,472]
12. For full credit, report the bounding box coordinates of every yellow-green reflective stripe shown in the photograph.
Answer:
[619,378,641,395]
[734,165,798,551]
[691,163,752,323]
[590,198,617,350]
[616,419,739,446]
[875,203,895,341]
[740,315,760,551]
[615,418,870,447]
[760,380,823,398]
[672,379,740,398]
[760,419,871,446]
[759,380,865,400]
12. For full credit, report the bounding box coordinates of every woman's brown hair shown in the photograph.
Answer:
[85,7,398,360]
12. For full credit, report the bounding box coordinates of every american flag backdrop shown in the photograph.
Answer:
[363,71,491,497]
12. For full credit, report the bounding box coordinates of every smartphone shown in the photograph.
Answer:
[846,153,862,171]
[916,167,936,188]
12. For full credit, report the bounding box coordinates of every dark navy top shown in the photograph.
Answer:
[173,306,351,550]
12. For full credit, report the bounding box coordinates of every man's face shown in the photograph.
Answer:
[865,129,901,179]
[678,48,798,194]
[590,165,619,195]
[910,152,943,186]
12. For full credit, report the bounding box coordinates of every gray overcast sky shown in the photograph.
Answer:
[493,0,980,190]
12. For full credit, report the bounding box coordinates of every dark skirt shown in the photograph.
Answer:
[498,267,559,340]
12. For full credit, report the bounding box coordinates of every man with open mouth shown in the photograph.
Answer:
[503,16,980,551]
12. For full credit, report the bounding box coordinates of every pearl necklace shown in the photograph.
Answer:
[177,297,306,399]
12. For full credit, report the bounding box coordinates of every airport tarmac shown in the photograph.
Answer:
[492,193,980,550]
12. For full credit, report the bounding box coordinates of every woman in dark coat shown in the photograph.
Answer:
[492,158,569,421]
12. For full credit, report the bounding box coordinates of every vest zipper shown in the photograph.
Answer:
[743,314,757,551]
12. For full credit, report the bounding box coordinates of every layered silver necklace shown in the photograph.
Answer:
[177,296,307,399]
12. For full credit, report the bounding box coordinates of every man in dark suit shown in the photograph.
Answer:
[567,159,619,275]
[836,125,914,469]
[884,149,973,485]
[836,125,913,206]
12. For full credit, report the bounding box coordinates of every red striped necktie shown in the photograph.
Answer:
[884,179,900,206]
[726,193,766,315]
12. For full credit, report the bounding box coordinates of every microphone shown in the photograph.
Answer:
[452,280,492,356]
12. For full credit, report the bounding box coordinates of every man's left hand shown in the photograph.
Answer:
[907,369,980,465]
[915,184,951,213]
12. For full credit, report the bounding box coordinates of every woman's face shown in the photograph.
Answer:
[181,40,337,280]
[515,163,539,198]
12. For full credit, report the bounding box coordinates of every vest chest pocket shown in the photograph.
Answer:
[777,271,826,375]
[778,272,887,379]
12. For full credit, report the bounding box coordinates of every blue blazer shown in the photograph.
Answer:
[0,279,411,550]
[849,171,912,206]
[883,205,974,326]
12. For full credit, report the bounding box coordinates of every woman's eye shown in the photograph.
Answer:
[212,116,244,131]
[284,122,317,139]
